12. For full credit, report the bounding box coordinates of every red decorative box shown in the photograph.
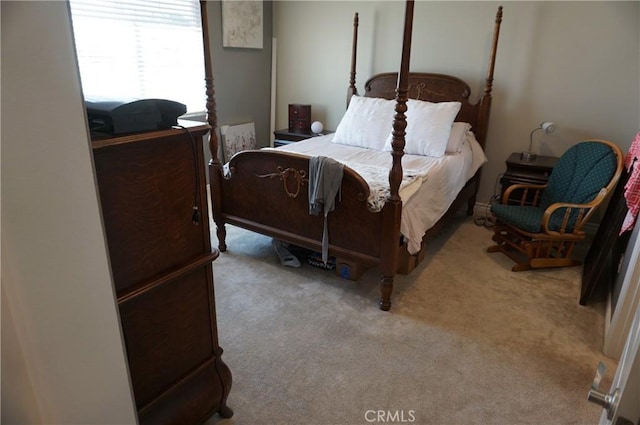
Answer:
[288,104,311,134]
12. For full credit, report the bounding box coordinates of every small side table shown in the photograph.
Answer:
[500,152,558,203]
[273,128,333,147]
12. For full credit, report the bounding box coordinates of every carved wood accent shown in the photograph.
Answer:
[256,166,309,199]
[389,0,414,203]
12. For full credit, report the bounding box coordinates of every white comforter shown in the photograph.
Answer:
[271,133,487,254]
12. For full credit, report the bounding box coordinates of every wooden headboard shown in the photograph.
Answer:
[364,72,480,138]
[348,6,503,152]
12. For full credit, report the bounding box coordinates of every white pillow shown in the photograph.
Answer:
[331,95,395,150]
[446,122,472,153]
[384,99,461,157]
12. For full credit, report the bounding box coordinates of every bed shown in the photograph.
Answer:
[202,0,503,310]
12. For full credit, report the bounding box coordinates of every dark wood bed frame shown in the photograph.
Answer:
[203,1,503,310]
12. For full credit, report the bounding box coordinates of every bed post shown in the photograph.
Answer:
[476,6,502,151]
[379,0,414,311]
[389,0,414,201]
[346,12,359,107]
[467,5,502,214]
[200,0,227,251]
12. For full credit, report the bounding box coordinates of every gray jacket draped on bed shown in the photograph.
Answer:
[308,156,344,264]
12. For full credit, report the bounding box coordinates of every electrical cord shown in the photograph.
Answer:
[473,172,503,228]
[473,200,497,228]
[174,125,201,225]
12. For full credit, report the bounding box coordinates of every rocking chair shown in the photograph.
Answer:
[488,139,623,271]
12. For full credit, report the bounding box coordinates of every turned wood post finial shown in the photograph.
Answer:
[389,0,414,202]
[476,6,503,149]
[200,0,219,165]
[347,12,359,107]
[483,6,502,97]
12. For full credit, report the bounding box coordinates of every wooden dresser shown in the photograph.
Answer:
[92,121,232,424]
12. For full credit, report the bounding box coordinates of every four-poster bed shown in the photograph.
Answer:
[204,1,503,311]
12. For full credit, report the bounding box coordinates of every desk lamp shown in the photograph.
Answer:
[522,121,556,161]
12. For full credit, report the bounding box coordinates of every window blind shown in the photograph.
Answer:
[69,0,206,113]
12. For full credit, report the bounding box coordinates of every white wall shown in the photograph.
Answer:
[273,1,640,203]
[1,2,137,423]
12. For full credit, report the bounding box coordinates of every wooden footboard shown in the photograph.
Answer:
[210,150,402,309]
[209,150,479,305]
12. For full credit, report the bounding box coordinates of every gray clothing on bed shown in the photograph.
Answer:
[308,156,344,264]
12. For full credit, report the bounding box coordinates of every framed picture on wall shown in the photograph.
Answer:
[221,0,263,49]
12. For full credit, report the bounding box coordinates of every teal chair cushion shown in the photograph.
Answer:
[490,204,545,233]
[490,203,582,233]
[540,141,617,207]
[492,141,618,233]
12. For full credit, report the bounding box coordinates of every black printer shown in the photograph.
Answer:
[85,97,187,135]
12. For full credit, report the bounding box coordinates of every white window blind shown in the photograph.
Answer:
[69,0,206,113]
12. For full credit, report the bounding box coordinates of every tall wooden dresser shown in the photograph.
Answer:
[91,121,232,424]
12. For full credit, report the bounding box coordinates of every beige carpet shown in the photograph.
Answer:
[206,213,616,425]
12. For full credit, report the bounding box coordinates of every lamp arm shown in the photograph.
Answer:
[529,127,542,152]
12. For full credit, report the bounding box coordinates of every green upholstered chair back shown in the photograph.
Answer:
[540,141,618,231]
[541,141,618,208]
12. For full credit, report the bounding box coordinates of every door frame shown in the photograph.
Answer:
[599,301,640,424]
[604,221,640,359]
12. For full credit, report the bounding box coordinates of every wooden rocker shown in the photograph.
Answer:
[488,139,623,271]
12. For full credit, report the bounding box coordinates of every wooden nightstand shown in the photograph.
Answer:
[500,152,558,203]
[273,128,333,147]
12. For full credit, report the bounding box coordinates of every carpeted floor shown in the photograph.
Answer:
[206,213,616,425]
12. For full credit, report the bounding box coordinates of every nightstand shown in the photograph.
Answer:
[500,152,558,203]
[273,128,333,147]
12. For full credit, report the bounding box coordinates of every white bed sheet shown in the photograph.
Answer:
[272,133,487,254]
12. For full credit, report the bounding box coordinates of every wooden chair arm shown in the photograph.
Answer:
[541,188,609,235]
[502,183,547,206]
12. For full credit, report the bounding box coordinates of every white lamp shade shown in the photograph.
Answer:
[311,121,323,134]
[541,121,556,134]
